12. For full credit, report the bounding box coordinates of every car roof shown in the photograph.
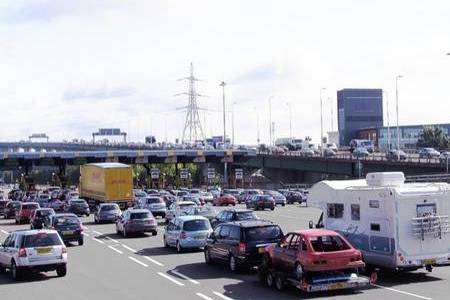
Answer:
[127,208,150,213]
[177,201,196,205]
[225,220,275,228]
[175,215,208,222]
[293,229,340,237]
[221,208,253,213]
[10,229,59,236]
[54,213,78,217]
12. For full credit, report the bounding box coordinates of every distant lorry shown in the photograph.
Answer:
[309,172,450,272]
[79,163,133,210]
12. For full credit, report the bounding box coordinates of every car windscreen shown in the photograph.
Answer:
[236,211,258,221]
[70,200,86,205]
[130,212,150,219]
[101,205,118,211]
[179,204,195,210]
[244,225,282,242]
[183,219,210,231]
[23,232,62,247]
[309,235,350,252]
[258,196,273,201]
[11,202,21,208]
[54,216,79,225]
[146,198,163,204]
[22,204,39,209]
[36,210,53,217]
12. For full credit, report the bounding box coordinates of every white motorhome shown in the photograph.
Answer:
[309,172,450,272]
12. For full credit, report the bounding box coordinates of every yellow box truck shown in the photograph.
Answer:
[80,163,133,209]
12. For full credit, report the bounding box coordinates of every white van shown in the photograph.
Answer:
[309,172,450,272]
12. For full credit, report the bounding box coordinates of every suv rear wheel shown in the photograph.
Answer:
[229,255,238,272]
[56,265,67,277]
[11,261,21,280]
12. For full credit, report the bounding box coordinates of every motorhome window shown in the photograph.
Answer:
[417,203,436,218]
[351,204,360,221]
[369,200,380,208]
[370,223,381,231]
[327,203,344,218]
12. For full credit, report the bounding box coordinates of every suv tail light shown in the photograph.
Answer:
[18,248,27,257]
[180,231,187,239]
[238,242,246,255]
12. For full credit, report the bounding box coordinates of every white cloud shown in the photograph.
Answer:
[1,0,450,144]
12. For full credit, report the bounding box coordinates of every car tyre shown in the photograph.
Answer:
[152,231,157,236]
[11,261,21,281]
[204,248,212,265]
[265,271,274,288]
[176,241,183,253]
[275,274,285,291]
[123,227,128,238]
[270,207,275,211]
[163,236,169,248]
[229,255,238,272]
[78,238,84,246]
[56,265,67,277]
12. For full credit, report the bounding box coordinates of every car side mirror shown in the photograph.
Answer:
[308,220,314,229]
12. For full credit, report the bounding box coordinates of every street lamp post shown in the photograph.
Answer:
[268,96,274,146]
[255,107,260,145]
[286,102,293,139]
[320,88,327,156]
[220,81,228,187]
[232,101,236,146]
[383,91,391,151]
[395,75,403,160]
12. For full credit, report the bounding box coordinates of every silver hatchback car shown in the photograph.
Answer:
[163,215,212,252]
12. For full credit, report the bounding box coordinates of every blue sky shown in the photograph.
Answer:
[1,0,450,144]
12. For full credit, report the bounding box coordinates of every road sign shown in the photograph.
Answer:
[150,168,160,179]
[180,169,189,179]
[235,168,243,180]
[207,168,215,179]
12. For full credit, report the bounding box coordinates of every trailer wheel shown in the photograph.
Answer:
[265,271,274,288]
[275,274,285,291]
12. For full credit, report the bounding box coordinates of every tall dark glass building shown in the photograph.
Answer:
[337,89,383,146]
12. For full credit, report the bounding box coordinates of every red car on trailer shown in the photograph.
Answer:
[259,229,375,293]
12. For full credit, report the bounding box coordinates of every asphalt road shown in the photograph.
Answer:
[0,204,449,300]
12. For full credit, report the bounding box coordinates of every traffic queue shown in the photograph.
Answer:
[0,171,449,297]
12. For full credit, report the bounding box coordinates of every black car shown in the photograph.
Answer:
[210,209,258,228]
[204,220,284,271]
[49,213,84,245]
[0,200,9,217]
[30,208,55,229]
[285,191,306,204]
[65,199,90,217]
[3,201,21,219]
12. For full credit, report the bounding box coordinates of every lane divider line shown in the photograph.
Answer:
[157,272,185,286]
[196,293,213,300]
[213,291,234,300]
[92,230,103,235]
[122,244,137,253]
[92,238,105,244]
[172,270,200,285]
[128,256,148,267]
[0,229,8,234]
[372,284,433,300]
[144,256,164,267]
[106,236,120,243]
[108,245,123,254]
[82,232,90,237]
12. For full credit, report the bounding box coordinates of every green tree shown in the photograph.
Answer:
[417,126,449,150]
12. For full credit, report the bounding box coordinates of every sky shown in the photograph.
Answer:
[1,0,450,144]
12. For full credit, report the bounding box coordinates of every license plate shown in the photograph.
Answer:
[36,247,52,255]
[329,282,346,290]
[63,230,74,235]
[258,247,265,254]
[422,259,436,265]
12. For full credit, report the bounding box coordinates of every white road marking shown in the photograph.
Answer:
[213,292,235,300]
[172,270,200,285]
[82,232,90,237]
[106,236,119,243]
[122,244,137,253]
[108,245,123,254]
[128,256,148,267]
[157,272,185,286]
[196,293,213,300]
[0,229,8,234]
[144,256,164,267]
[372,284,433,300]
[92,230,103,235]
[83,225,89,230]
[92,238,105,244]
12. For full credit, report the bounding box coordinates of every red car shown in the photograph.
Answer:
[15,202,40,224]
[260,229,368,292]
[213,195,237,206]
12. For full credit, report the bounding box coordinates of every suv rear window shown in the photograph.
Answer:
[22,204,39,209]
[36,210,53,217]
[101,205,118,211]
[130,212,150,219]
[23,233,62,247]
[309,235,350,252]
[146,198,163,204]
[183,219,210,231]
[244,225,282,242]
[54,216,79,225]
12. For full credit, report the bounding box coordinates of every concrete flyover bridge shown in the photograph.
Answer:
[239,153,447,183]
